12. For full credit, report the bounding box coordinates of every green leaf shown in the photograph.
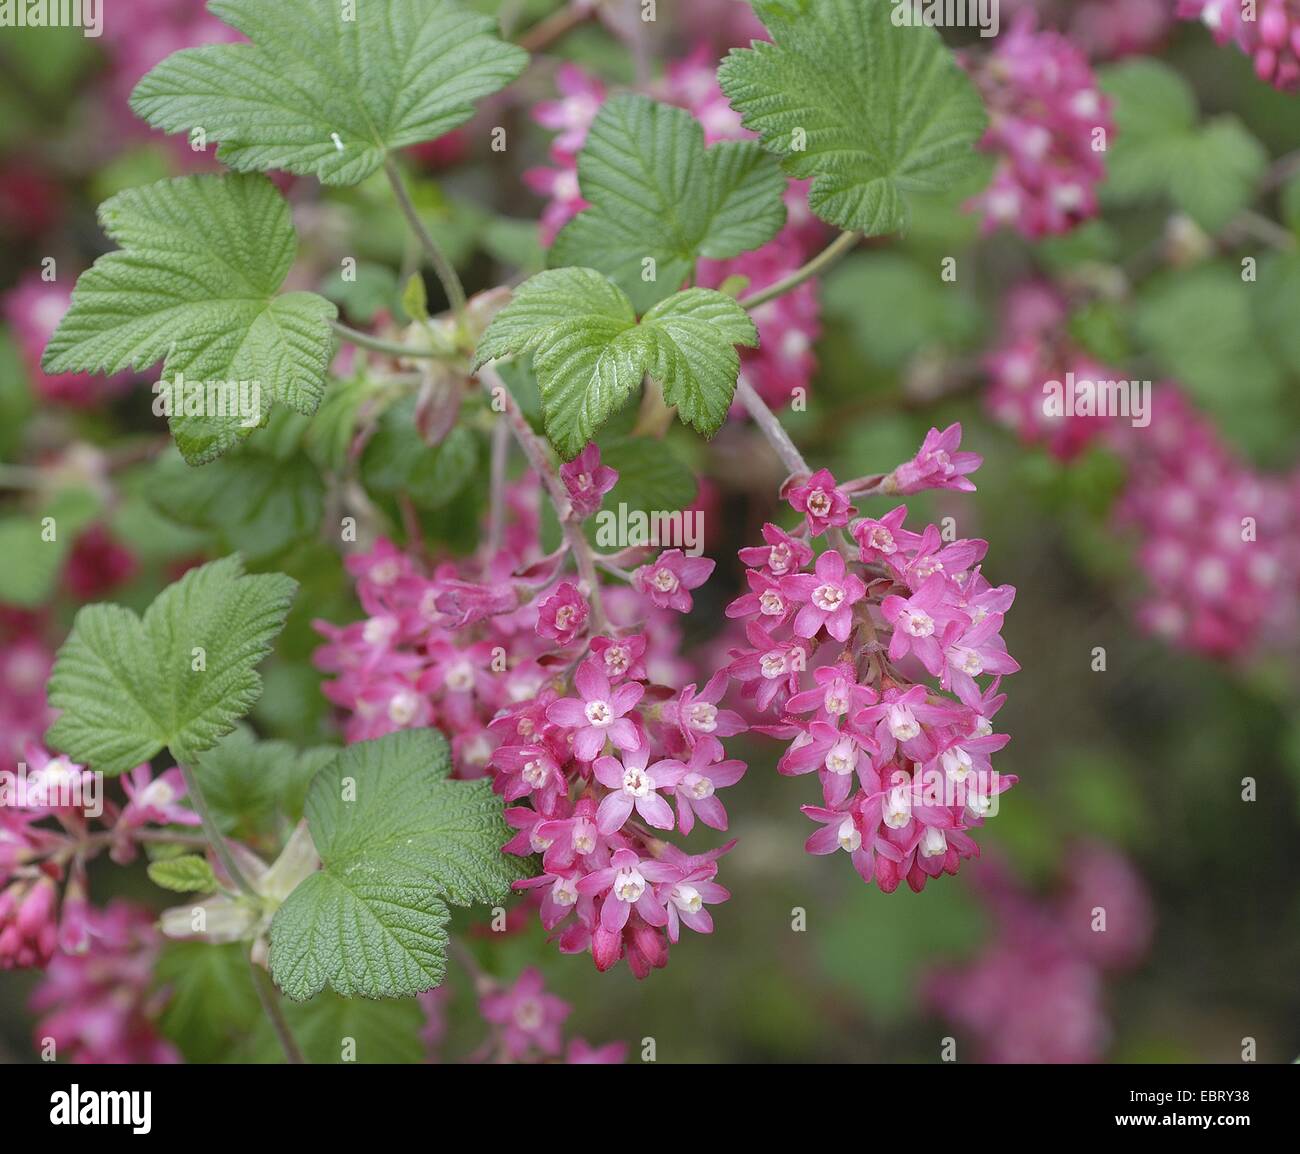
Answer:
[822,253,981,369]
[130,0,528,186]
[148,855,219,893]
[598,434,698,517]
[149,415,325,561]
[46,555,297,777]
[1100,60,1267,231]
[473,268,757,458]
[1255,252,1300,375]
[268,728,526,1000]
[360,401,480,509]
[0,488,99,609]
[550,94,786,311]
[1135,265,1284,460]
[193,725,337,842]
[155,942,263,1063]
[717,0,987,235]
[252,991,426,1063]
[41,174,337,464]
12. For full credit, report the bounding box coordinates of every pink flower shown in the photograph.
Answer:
[737,522,814,577]
[577,848,677,934]
[659,737,747,835]
[659,671,748,748]
[633,550,715,613]
[593,746,687,834]
[589,633,647,682]
[560,442,618,519]
[852,505,920,566]
[566,1037,628,1063]
[479,967,571,1059]
[882,574,970,677]
[536,581,589,645]
[781,549,867,642]
[887,423,982,495]
[1178,0,1300,92]
[784,468,854,534]
[545,660,643,761]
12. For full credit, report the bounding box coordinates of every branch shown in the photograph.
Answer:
[383,155,467,315]
[738,231,861,311]
[734,379,810,478]
[177,762,255,898]
[330,319,453,360]
[477,364,610,635]
[249,958,306,1065]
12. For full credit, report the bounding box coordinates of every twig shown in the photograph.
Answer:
[178,763,255,898]
[330,319,452,360]
[518,2,594,53]
[734,379,810,478]
[383,155,467,315]
[738,231,861,311]
[487,416,510,555]
[249,959,306,1065]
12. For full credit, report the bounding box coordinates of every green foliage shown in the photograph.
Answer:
[718,0,987,235]
[148,855,219,893]
[130,0,527,185]
[149,412,325,561]
[1101,59,1267,231]
[41,174,337,463]
[268,729,528,1000]
[474,268,757,458]
[192,725,337,843]
[47,555,296,776]
[360,399,480,509]
[550,94,786,311]
[0,487,99,609]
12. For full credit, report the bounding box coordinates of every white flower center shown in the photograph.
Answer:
[950,648,983,676]
[683,772,714,801]
[651,567,679,593]
[825,737,857,776]
[812,583,844,612]
[572,820,596,855]
[514,998,544,1031]
[622,767,654,797]
[603,646,629,675]
[584,699,613,726]
[688,702,718,731]
[614,865,646,904]
[522,759,550,788]
[387,690,420,725]
[759,590,786,616]
[551,877,579,907]
[760,651,788,679]
[807,489,832,518]
[920,826,948,858]
[769,542,792,574]
[670,884,702,914]
[140,779,175,809]
[900,608,935,637]
[883,787,912,829]
[868,526,896,554]
[444,661,474,692]
[941,746,973,784]
[837,817,862,853]
[554,604,578,630]
[887,704,920,742]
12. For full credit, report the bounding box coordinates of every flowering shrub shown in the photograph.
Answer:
[0,0,1296,1070]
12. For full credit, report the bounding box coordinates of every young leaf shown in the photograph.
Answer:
[473,268,757,458]
[717,0,987,235]
[41,174,337,464]
[130,0,528,186]
[550,94,787,311]
[148,855,219,893]
[46,555,297,777]
[268,728,527,1001]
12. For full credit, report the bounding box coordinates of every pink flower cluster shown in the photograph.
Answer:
[964,13,1113,238]
[29,900,178,1063]
[1003,0,1173,60]
[1,746,198,970]
[527,48,827,411]
[474,966,627,1063]
[923,844,1152,1062]
[4,273,134,406]
[1111,386,1300,657]
[315,446,748,976]
[983,281,1117,460]
[726,429,1020,893]
[1178,0,1300,91]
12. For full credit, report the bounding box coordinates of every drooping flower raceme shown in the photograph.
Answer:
[1178,0,1300,91]
[727,427,1019,893]
[963,12,1113,238]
